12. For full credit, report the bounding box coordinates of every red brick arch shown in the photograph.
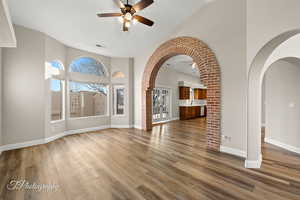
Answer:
[142,36,221,151]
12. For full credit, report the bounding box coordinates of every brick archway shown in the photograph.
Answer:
[142,36,221,151]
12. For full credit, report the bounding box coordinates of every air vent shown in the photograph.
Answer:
[96,44,104,48]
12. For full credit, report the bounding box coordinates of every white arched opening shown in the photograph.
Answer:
[246,30,300,168]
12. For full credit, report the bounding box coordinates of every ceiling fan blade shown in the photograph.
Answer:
[133,15,154,26]
[113,0,125,8]
[97,13,123,17]
[132,0,154,12]
[123,21,128,31]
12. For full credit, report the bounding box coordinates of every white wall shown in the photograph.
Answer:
[156,66,201,118]
[247,0,300,70]
[2,25,45,145]
[134,0,247,151]
[265,59,300,149]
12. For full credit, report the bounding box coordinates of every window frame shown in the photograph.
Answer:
[113,85,126,116]
[47,60,66,123]
[50,79,65,122]
[68,80,109,119]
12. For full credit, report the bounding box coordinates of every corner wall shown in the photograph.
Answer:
[265,59,300,150]
[2,25,46,145]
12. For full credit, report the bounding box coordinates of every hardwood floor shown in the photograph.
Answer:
[0,118,300,200]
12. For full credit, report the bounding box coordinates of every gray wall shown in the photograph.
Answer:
[265,59,300,148]
[156,66,201,119]
[2,25,45,145]
[110,57,134,127]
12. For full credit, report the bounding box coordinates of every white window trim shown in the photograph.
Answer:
[113,85,126,117]
[50,79,65,122]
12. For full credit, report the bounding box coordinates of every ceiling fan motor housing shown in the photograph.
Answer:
[122,4,136,15]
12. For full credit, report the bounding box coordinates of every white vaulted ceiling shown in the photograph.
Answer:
[7,0,211,57]
[163,55,200,77]
[0,0,16,47]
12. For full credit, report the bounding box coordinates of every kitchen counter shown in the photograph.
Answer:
[179,104,206,107]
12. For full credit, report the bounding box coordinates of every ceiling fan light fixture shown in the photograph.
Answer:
[118,16,124,23]
[125,21,131,28]
[132,18,138,24]
[124,12,133,21]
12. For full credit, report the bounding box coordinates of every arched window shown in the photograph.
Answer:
[68,57,109,118]
[69,57,106,76]
[49,61,64,70]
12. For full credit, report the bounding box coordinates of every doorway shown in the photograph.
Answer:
[141,36,221,151]
[152,88,171,123]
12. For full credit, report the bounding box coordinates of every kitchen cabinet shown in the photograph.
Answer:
[194,88,207,99]
[180,106,207,120]
[179,87,190,99]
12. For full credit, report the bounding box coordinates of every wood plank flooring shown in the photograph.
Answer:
[0,118,300,200]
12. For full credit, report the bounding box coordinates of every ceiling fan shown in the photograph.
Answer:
[97,0,154,31]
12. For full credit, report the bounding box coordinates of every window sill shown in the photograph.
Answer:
[69,115,110,120]
[51,119,65,124]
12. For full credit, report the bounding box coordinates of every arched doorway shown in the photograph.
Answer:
[141,36,221,151]
[247,30,300,168]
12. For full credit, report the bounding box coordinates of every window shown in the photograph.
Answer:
[113,85,125,115]
[69,57,106,76]
[51,79,64,121]
[69,81,108,118]
[49,61,64,70]
[112,71,125,79]
[47,61,65,122]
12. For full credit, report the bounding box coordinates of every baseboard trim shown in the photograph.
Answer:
[65,125,111,135]
[265,138,300,155]
[44,132,66,144]
[245,154,262,168]
[220,145,246,158]
[152,117,180,125]
[0,138,45,152]
[111,125,134,128]
[134,125,142,130]
[1,125,115,152]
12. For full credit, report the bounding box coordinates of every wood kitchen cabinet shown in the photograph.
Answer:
[194,88,207,99]
[180,106,207,120]
[179,87,190,99]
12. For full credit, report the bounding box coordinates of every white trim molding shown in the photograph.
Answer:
[220,145,246,158]
[0,125,111,152]
[65,125,110,135]
[152,117,180,125]
[134,125,142,130]
[0,138,45,152]
[111,125,134,128]
[265,138,300,155]
[245,154,262,168]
